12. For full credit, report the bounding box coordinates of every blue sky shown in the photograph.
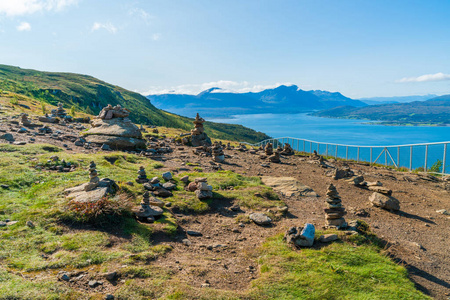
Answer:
[0,0,449,98]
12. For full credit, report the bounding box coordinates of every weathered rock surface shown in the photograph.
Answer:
[261,176,317,197]
[84,112,146,150]
[369,192,400,211]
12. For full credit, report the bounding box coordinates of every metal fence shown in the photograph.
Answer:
[242,137,450,175]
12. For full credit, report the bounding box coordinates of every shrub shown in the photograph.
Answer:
[9,96,18,105]
[429,159,442,173]
[41,101,47,114]
[66,195,133,225]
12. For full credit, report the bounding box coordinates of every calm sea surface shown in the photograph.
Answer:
[210,113,450,171]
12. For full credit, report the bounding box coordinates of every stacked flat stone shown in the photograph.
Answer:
[133,191,163,222]
[212,143,225,163]
[20,113,32,126]
[268,151,281,163]
[194,178,213,200]
[190,113,212,147]
[56,102,67,118]
[84,161,100,191]
[281,143,294,155]
[136,166,149,183]
[264,143,273,155]
[324,184,347,229]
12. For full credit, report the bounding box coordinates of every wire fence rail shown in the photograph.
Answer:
[241,137,450,176]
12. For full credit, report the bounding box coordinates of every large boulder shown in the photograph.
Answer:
[84,118,146,150]
[369,192,400,211]
[284,223,315,247]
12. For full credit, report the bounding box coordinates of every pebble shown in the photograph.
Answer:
[162,172,173,181]
[26,220,35,228]
[187,230,202,236]
[88,280,100,288]
[436,209,449,215]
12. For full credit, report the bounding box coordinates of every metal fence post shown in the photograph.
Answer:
[310,141,312,154]
[397,146,400,168]
[326,144,328,157]
[346,146,348,160]
[410,146,413,171]
[370,147,372,164]
[335,145,338,159]
[443,143,447,174]
[357,147,360,162]
[425,145,428,172]
[385,148,387,166]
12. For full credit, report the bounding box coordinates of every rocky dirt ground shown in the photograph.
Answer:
[1,115,449,299]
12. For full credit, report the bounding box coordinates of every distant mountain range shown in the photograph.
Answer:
[147,85,367,118]
[314,95,450,125]
[358,95,437,105]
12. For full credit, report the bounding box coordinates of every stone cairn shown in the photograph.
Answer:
[133,191,163,222]
[84,104,146,150]
[98,104,130,120]
[136,166,149,183]
[84,161,100,191]
[55,102,67,118]
[20,113,32,127]
[264,143,273,155]
[268,151,281,163]
[190,113,212,147]
[281,143,294,155]
[212,143,225,163]
[324,184,347,229]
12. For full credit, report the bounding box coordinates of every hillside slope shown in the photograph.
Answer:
[314,95,450,125]
[0,64,269,142]
[147,85,367,118]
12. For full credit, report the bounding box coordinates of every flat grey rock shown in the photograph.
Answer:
[249,213,272,226]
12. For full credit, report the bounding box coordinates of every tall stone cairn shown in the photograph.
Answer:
[324,184,347,229]
[190,113,212,147]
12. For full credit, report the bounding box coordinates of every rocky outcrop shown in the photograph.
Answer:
[84,104,146,150]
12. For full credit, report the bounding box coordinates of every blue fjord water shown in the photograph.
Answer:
[210,113,450,172]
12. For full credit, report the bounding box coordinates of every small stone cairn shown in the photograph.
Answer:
[20,113,32,127]
[190,113,212,147]
[268,151,281,163]
[133,191,163,222]
[84,161,100,191]
[212,143,225,163]
[188,178,213,200]
[281,143,294,155]
[55,102,68,119]
[264,143,273,155]
[324,184,347,229]
[136,166,149,183]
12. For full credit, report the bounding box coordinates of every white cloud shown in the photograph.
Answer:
[142,81,295,95]
[397,72,450,83]
[91,22,117,34]
[128,7,151,23]
[0,0,79,16]
[151,33,161,41]
[16,21,31,31]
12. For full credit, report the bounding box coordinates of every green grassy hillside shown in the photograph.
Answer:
[0,64,269,142]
